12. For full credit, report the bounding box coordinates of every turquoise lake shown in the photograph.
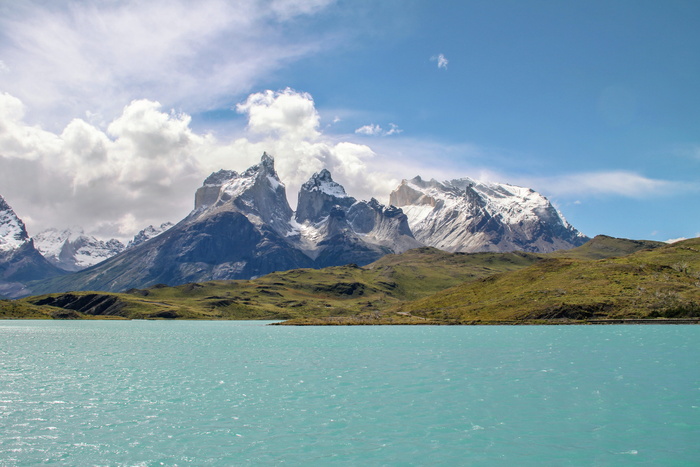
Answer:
[1,321,698,466]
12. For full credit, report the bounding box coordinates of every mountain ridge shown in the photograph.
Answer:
[19,152,591,296]
[390,175,587,253]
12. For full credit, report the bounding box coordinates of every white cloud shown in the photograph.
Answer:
[0,0,337,128]
[0,89,403,240]
[528,171,675,198]
[665,237,687,244]
[431,53,448,69]
[0,95,208,239]
[355,123,402,136]
[0,87,687,244]
[355,124,383,136]
[236,88,321,141]
[385,123,402,136]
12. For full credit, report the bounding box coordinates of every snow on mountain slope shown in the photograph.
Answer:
[390,176,588,253]
[34,229,126,272]
[0,195,29,252]
[292,170,420,262]
[0,195,66,297]
[126,222,174,249]
[193,152,293,235]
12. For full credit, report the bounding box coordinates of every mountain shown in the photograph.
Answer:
[126,222,174,249]
[27,155,419,295]
[26,153,589,296]
[0,195,66,298]
[28,153,314,294]
[390,176,588,253]
[33,223,174,272]
[34,229,126,272]
[291,169,421,266]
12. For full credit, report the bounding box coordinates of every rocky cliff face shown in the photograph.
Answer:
[390,176,588,253]
[0,195,66,298]
[193,153,293,236]
[295,169,356,224]
[291,169,420,266]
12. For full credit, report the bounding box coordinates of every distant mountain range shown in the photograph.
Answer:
[391,175,586,253]
[2,153,588,297]
[33,222,174,272]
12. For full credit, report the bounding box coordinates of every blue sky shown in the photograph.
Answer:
[0,0,697,242]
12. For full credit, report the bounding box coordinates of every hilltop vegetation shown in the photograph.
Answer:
[3,235,697,324]
[2,248,542,321]
[393,237,700,324]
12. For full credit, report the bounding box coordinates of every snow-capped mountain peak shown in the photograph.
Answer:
[33,228,125,272]
[126,222,174,249]
[302,169,351,198]
[0,195,29,252]
[192,153,293,235]
[295,169,356,224]
[390,176,588,253]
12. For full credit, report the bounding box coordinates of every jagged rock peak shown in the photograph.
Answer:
[244,151,276,177]
[0,195,29,252]
[296,169,356,224]
[300,169,350,198]
[203,170,238,187]
[194,153,288,212]
[126,222,174,249]
[192,153,293,236]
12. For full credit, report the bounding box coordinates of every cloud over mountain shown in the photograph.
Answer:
[0,89,402,239]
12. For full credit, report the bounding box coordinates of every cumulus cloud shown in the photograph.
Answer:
[236,89,321,141]
[431,53,449,69]
[0,89,401,240]
[0,94,207,238]
[0,0,338,128]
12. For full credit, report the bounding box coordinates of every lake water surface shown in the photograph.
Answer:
[1,321,698,466]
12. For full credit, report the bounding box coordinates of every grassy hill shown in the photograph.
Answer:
[391,237,700,324]
[549,234,665,260]
[2,235,691,324]
[1,248,543,321]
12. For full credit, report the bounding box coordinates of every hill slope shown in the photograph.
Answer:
[3,235,675,322]
[6,247,543,320]
[394,237,700,323]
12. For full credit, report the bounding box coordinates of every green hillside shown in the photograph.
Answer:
[550,234,665,260]
[2,235,689,324]
[2,248,542,321]
[393,237,700,323]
